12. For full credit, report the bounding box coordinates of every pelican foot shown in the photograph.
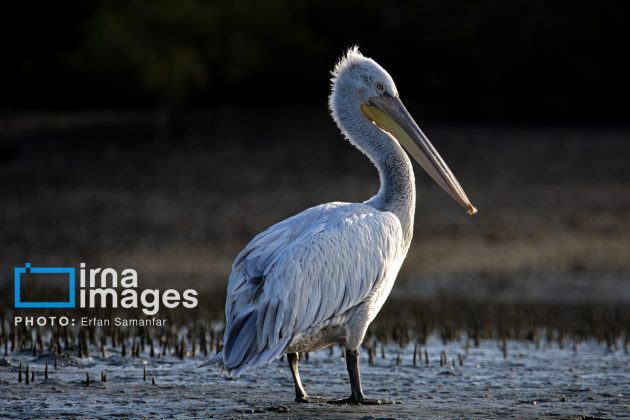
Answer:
[327,396,394,405]
[295,395,326,403]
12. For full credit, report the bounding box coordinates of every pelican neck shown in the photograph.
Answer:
[364,129,416,244]
[330,92,416,244]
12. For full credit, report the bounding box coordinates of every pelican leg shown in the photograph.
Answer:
[328,348,394,405]
[288,352,310,403]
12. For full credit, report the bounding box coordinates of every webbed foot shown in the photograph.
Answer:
[295,395,327,403]
[327,395,394,405]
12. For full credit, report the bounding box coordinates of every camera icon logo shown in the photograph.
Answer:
[14,263,76,308]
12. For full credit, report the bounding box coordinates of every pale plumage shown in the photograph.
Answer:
[222,202,404,377]
[203,47,476,404]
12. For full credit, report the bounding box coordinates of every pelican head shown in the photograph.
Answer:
[330,47,477,215]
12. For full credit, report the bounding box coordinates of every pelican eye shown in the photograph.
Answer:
[376,82,384,91]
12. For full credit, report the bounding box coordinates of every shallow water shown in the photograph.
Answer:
[1,335,628,418]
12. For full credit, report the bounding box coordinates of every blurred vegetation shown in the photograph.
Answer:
[2,0,630,121]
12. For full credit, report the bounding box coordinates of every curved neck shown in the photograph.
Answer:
[367,137,416,241]
[332,101,416,245]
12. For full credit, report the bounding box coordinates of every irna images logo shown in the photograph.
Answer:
[13,262,198,315]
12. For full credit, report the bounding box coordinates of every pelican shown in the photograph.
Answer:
[203,47,477,404]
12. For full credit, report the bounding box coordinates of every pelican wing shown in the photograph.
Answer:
[219,202,403,376]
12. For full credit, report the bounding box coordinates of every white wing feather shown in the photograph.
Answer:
[218,201,402,376]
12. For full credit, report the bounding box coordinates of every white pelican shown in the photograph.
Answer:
[203,47,476,404]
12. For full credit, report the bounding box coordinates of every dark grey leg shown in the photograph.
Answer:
[328,348,393,405]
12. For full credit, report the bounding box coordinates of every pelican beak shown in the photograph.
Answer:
[361,94,477,215]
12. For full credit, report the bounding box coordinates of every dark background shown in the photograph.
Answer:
[2,0,630,122]
[1,0,629,308]
[1,6,629,415]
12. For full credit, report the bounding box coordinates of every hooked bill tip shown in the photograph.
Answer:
[466,204,478,216]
